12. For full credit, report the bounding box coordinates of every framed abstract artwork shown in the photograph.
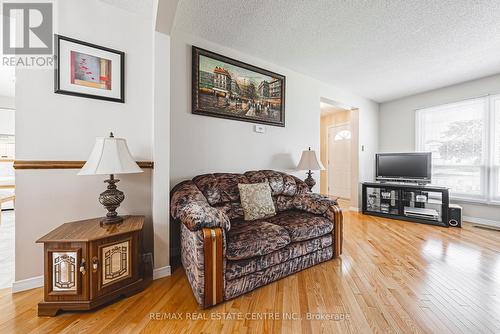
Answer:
[192,46,286,127]
[54,35,125,103]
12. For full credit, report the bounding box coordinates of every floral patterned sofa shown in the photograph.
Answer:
[170,170,343,307]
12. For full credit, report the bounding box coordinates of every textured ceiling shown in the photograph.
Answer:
[99,0,153,19]
[173,0,500,102]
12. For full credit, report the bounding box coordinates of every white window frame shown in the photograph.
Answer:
[415,94,500,205]
[491,94,500,203]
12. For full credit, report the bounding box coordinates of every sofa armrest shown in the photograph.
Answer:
[171,181,230,232]
[293,193,343,256]
[177,201,230,232]
[180,224,225,307]
[201,227,224,307]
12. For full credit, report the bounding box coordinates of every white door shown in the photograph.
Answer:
[328,124,351,199]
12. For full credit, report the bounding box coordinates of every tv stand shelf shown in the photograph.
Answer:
[362,182,449,227]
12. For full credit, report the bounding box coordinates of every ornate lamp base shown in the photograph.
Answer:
[304,170,316,191]
[99,174,125,225]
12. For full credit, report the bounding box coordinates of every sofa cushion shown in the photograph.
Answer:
[268,210,333,242]
[214,202,245,220]
[238,182,276,221]
[193,173,249,206]
[191,171,309,206]
[170,181,231,231]
[225,247,333,301]
[226,234,332,281]
[244,170,309,196]
[226,220,290,260]
[274,195,295,212]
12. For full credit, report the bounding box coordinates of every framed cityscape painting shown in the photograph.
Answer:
[54,35,125,103]
[192,46,285,127]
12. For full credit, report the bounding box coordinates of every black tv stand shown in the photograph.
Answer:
[378,180,428,186]
[362,182,449,227]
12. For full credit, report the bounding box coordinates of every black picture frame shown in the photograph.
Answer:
[54,34,125,103]
[192,46,286,127]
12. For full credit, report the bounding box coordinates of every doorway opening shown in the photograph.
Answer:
[319,99,358,210]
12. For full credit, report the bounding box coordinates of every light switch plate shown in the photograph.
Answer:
[254,124,265,133]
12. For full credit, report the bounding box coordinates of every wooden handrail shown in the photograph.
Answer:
[13,160,154,170]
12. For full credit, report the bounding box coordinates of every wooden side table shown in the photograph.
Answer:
[36,215,152,316]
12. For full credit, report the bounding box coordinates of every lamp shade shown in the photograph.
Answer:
[78,136,143,175]
[297,147,325,171]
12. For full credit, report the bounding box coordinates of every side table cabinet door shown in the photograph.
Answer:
[46,245,88,300]
[91,234,139,297]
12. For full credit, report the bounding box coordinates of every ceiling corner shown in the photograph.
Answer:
[155,0,179,35]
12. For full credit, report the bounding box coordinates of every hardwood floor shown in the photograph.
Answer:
[0,210,14,289]
[1,210,500,333]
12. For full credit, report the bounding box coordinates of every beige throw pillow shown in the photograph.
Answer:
[238,182,276,221]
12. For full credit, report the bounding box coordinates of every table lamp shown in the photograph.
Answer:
[297,147,325,191]
[78,132,143,224]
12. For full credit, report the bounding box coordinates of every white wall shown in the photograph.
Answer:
[15,0,155,283]
[170,31,379,253]
[379,73,500,223]
[0,95,15,109]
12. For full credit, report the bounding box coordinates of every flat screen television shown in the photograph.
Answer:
[376,152,432,184]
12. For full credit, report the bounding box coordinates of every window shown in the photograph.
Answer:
[334,130,351,141]
[416,95,500,203]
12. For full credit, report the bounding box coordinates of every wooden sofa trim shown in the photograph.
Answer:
[332,205,343,256]
[202,227,223,307]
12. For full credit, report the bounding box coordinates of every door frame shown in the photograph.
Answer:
[326,122,351,199]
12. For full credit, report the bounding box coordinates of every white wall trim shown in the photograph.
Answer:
[152,31,171,279]
[463,216,500,228]
[153,265,171,280]
[12,275,44,293]
[349,207,359,212]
